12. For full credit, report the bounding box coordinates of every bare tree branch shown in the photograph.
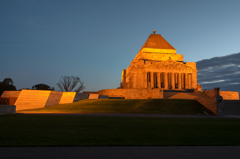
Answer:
[57,76,85,93]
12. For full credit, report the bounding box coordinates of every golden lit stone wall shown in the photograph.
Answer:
[99,88,163,99]
[220,91,239,100]
[122,59,198,90]
[59,92,76,104]
[89,94,99,99]
[2,90,77,111]
[1,91,21,98]
[14,90,51,111]
[135,51,183,62]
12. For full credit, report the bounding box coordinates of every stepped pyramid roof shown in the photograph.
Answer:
[140,33,176,51]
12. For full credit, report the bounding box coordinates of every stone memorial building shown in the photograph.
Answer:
[99,31,199,99]
[120,31,197,90]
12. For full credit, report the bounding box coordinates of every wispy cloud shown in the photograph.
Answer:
[197,52,240,92]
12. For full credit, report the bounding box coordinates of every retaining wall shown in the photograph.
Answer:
[99,88,163,99]
[59,92,76,104]
[45,91,63,107]
[14,90,51,111]
[205,90,239,100]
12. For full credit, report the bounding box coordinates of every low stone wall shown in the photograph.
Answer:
[205,90,239,100]
[0,105,16,114]
[219,91,239,100]
[164,92,200,99]
[1,91,21,98]
[0,97,18,105]
[89,94,99,99]
[99,88,163,99]
[99,95,109,99]
[45,91,63,107]
[1,91,21,105]
[195,97,217,115]
[59,92,76,104]
[89,94,109,99]
[73,93,89,102]
[163,91,217,114]
[14,90,51,111]
[1,90,77,111]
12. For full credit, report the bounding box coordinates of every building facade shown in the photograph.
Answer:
[120,31,197,90]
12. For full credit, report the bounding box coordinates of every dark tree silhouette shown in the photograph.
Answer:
[32,84,54,90]
[0,78,17,96]
[57,76,85,92]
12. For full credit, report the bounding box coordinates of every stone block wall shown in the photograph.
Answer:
[74,93,89,102]
[1,91,21,98]
[99,88,163,99]
[195,97,217,115]
[163,91,217,114]
[205,90,239,100]
[45,91,63,107]
[14,90,51,111]
[219,91,239,100]
[59,92,76,104]
[1,90,77,111]
[164,92,200,99]
[89,94,99,99]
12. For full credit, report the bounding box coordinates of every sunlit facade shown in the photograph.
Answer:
[120,32,198,90]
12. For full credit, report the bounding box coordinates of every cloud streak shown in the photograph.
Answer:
[197,52,240,92]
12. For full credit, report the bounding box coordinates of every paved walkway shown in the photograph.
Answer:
[0,146,239,159]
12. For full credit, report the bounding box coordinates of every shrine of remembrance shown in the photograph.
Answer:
[120,31,197,90]
[99,31,199,99]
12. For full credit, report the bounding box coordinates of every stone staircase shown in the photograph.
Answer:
[163,91,217,114]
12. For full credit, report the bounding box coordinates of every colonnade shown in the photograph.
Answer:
[146,72,195,89]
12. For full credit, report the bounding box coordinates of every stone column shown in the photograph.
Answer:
[162,73,164,88]
[185,73,188,89]
[178,73,182,89]
[181,74,184,89]
[144,72,148,88]
[171,73,175,89]
[157,72,161,88]
[151,72,154,88]
[164,72,168,89]
[168,73,171,88]
[188,73,192,89]
[192,71,197,89]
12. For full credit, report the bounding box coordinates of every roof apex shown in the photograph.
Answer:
[140,33,176,51]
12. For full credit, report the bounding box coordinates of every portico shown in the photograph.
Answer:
[144,71,196,89]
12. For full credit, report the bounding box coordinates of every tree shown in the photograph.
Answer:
[32,84,54,90]
[0,78,17,96]
[57,76,85,92]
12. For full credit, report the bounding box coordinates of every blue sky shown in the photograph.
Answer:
[1,0,240,92]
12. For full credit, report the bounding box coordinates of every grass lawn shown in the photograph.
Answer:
[17,99,214,115]
[0,114,239,146]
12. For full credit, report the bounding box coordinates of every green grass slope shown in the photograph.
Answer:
[18,99,214,114]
